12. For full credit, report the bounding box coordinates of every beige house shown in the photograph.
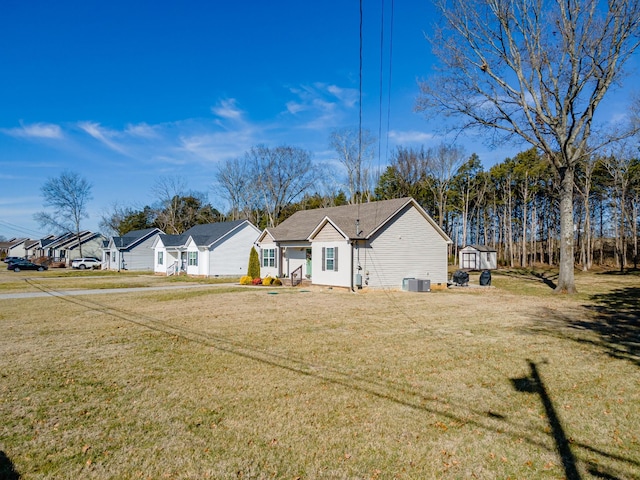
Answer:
[256,197,452,290]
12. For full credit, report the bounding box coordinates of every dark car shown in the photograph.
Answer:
[3,256,25,264]
[7,261,48,272]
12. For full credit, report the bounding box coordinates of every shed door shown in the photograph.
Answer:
[461,252,476,269]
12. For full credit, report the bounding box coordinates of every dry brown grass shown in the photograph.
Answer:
[0,269,638,479]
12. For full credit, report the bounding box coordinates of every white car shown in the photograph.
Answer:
[71,257,101,269]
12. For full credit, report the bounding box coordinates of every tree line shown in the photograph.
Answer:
[95,139,639,272]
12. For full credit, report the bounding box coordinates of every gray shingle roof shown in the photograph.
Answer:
[183,220,248,246]
[268,197,418,241]
[159,220,254,248]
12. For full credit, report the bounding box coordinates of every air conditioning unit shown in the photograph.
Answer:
[407,278,430,292]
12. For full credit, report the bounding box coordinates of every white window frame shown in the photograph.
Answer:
[188,251,198,266]
[324,247,336,271]
[262,248,276,268]
[158,251,164,265]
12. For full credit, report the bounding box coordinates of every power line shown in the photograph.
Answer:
[0,219,46,239]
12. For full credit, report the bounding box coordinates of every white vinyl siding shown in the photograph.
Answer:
[357,204,449,288]
[207,223,260,276]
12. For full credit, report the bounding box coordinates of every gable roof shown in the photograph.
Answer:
[156,220,258,249]
[463,244,497,252]
[266,197,451,243]
[185,220,257,247]
[111,227,163,250]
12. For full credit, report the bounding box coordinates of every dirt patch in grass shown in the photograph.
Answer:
[1,272,638,479]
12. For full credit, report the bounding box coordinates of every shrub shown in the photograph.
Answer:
[262,276,274,286]
[251,277,263,285]
[240,275,253,285]
[247,247,261,279]
[273,278,282,286]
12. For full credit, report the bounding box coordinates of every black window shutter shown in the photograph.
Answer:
[274,248,278,268]
[322,247,326,271]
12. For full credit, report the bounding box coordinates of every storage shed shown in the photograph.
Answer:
[459,245,497,270]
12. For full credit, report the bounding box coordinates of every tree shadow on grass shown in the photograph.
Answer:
[495,269,558,290]
[0,451,20,480]
[579,287,640,367]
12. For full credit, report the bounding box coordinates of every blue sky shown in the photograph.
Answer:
[0,1,637,239]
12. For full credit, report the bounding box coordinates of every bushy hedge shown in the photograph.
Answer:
[240,275,253,285]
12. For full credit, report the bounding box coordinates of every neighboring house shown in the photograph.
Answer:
[38,231,105,264]
[459,245,498,270]
[65,232,106,262]
[0,238,28,260]
[104,228,164,271]
[256,197,452,290]
[153,220,261,277]
[24,239,41,259]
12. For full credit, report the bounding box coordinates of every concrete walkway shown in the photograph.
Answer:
[0,283,237,300]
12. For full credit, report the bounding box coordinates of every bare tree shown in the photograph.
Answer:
[34,171,92,257]
[417,0,640,293]
[329,128,376,204]
[152,176,187,234]
[426,143,466,230]
[248,145,320,227]
[215,157,252,221]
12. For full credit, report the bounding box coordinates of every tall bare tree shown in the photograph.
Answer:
[417,0,640,293]
[329,128,376,204]
[215,157,252,221]
[248,145,320,227]
[426,143,466,230]
[34,171,93,258]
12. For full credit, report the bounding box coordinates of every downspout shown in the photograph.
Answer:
[350,240,356,293]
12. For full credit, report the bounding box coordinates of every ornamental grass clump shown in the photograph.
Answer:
[239,275,253,285]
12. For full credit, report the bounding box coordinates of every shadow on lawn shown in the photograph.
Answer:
[511,361,632,480]
[580,287,640,367]
[0,451,20,480]
[23,278,640,478]
[496,269,558,289]
[512,361,581,480]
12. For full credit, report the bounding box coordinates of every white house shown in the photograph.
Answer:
[153,220,261,277]
[104,228,164,271]
[459,245,498,270]
[256,197,452,290]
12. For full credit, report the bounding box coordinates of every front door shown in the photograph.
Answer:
[305,248,312,277]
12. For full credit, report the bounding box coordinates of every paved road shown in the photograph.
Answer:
[0,283,237,300]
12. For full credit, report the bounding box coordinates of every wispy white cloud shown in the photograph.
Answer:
[284,83,358,128]
[211,98,245,121]
[125,122,159,138]
[78,121,130,156]
[388,129,436,144]
[1,122,63,139]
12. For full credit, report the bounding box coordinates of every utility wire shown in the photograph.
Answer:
[385,0,395,166]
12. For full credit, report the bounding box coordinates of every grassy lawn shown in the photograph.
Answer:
[0,269,638,479]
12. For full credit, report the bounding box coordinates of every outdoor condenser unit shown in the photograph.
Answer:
[407,278,431,292]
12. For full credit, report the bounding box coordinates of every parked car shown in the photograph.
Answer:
[3,256,24,264]
[7,261,48,272]
[71,257,101,269]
